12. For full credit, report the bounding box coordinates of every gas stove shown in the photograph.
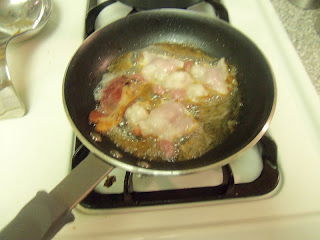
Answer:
[55,0,320,238]
[1,0,320,239]
[71,0,280,210]
[73,135,279,209]
[55,1,320,239]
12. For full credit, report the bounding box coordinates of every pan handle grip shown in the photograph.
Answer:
[0,154,113,240]
[0,191,74,240]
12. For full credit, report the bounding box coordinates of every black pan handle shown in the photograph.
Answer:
[0,153,113,240]
[0,191,74,240]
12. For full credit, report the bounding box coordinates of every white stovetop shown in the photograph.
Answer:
[1,0,320,239]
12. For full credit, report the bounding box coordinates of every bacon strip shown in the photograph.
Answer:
[89,74,145,133]
[159,139,176,160]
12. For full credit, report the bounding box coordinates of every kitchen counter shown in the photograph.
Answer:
[271,0,320,95]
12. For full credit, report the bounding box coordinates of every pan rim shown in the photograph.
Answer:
[62,9,277,176]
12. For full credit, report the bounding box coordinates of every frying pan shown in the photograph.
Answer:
[64,9,275,175]
[0,9,276,240]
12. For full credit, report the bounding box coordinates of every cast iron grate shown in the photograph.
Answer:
[72,0,280,209]
[85,0,229,37]
[73,135,279,209]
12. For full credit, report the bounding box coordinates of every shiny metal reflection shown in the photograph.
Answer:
[0,0,52,119]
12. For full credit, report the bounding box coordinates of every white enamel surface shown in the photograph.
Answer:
[57,0,320,239]
[0,0,85,229]
[1,0,320,239]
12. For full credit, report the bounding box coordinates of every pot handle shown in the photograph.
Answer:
[0,153,113,240]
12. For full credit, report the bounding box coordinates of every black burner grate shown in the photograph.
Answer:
[73,135,279,209]
[72,0,280,209]
[85,0,229,37]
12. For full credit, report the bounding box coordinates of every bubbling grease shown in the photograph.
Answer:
[91,43,242,162]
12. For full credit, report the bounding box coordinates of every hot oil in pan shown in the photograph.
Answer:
[89,43,242,162]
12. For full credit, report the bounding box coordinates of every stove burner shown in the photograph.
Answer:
[72,135,279,209]
[72,0,280,209]
[85,0,229,37]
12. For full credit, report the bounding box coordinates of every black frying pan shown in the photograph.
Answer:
[64,9,276,175]
[119,0,202,9]
[0,9,276,239]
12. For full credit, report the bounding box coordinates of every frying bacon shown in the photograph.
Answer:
[162,71,193,90]
[89,44,239,161]
[139,51,221,101]
[186,84,208,102]
[170,89,186,101]
[99,76,126,114]
[159,139,176,160]
[125,101,198,159]
[153,84,166,95]
[190,58,230,95]
[89,74,145,133]
[140,51,184,82]
[126,101,198,141]
[183,60,194,72]
[124,102,149,130]
[89,110,105,124]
